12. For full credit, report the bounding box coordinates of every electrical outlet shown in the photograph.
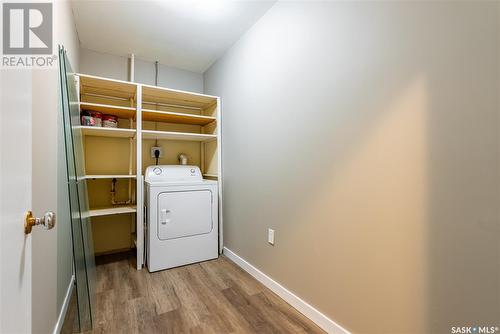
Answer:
[268,228,275,245]
[151,147,163,158]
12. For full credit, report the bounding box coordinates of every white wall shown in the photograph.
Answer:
[31,1,80,332]
[204,2,499,333]
[80,48,203,93]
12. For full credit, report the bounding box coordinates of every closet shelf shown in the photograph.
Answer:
[142,108,216,125]
[78,73,137,100]
[203,174,218,178]
[84,174,136,180]
[80,102,135,119]
[142,130,216,142]
[78,126,136,138]
[89,206,137,217]
[142,84,217,109]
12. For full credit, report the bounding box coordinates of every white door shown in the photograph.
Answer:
[0,69,35,332]
[158,190,213,240]
[0,59,60,334]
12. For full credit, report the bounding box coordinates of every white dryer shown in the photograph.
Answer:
[145,165,218,272]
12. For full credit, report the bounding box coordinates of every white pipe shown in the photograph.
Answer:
[129,54,135,203]
[130,53,135,82]
[110,53,135,206]
[128,110,134,203]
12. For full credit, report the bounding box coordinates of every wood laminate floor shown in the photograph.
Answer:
[87,252,325,334]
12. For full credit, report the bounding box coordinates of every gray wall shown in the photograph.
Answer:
[80,48,203,93]
[204,2,499,333]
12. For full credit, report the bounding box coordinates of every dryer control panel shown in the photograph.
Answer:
[145,165,203,183]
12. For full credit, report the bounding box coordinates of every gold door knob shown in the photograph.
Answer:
[25,211,56,234]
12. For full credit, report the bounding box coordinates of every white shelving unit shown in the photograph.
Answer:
[75,73,222,270]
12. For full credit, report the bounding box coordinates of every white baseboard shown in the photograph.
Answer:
[223,247,350,334]
[53,275,75,334]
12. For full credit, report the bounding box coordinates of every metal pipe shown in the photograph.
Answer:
[81,94,204,111]
[142,101,202,110]
[110,53,136,207]
[81,93,129,101]
[155,61,159,86]
[110,178,132,205]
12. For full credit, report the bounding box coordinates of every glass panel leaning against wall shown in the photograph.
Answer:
[58,45,95,332]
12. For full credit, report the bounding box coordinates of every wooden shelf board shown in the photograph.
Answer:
[78,73,137,99]
[142,85,217,109]
[203,174,218,178]
[142,108,216,125]
[78,126,136,138]
[84,175,136,180]
[142,130,216,142]
[80,102,135,119]
[89,206,136,217]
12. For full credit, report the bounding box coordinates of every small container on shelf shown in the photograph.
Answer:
[102,114,118,128]
[90,111,103,127]
[80,110,93,126]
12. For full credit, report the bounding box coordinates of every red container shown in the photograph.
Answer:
[102,114,118,128]
[90,111,103,127]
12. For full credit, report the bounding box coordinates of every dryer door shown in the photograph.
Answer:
[157,190,213,240]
